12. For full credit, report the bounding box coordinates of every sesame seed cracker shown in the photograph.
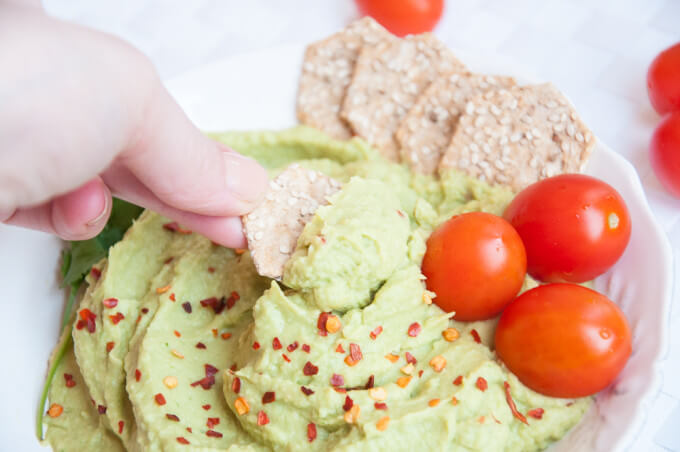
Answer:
[439,83,595,191]
[296,17,393,140]
[396,72,516,175]
[242,164,341,279]
[341,33,466,161]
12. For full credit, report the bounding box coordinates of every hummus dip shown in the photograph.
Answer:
[44,127,590,452]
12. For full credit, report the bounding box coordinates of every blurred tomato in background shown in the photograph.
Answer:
[355,0,444,36]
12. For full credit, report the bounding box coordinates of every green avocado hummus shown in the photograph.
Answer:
[43,126,590,452]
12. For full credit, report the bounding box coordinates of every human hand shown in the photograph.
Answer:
[0,4,269,248]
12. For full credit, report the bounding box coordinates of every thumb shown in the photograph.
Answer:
[109,81,268,218]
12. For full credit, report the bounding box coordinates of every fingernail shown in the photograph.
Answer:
[86,187,110,226]
[223,152,268,205]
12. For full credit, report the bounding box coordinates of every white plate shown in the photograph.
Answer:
[0,44,672,452]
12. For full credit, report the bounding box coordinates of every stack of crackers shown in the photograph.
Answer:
[296,17,595,192]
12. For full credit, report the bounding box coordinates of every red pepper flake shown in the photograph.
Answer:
[492,413,502,424]
[205,364,218,377]
[191,375,216,390]
[302,344,311,353]
[97,405,107,414]
[342,395,354,412]
[173,330,181,338]
[182,302,192,313]
[202,404,211,411]
[262,391,276,404]
[397,209,406,218]
[527,408,545,419]
[118,421,124,434]
[317,312,330,336]
[369,326,383,340]
[226,291,240,310]
[186,427,193,433]
[257,410,269,426]
[76,308,97,333]
[301,386,314,396]
[206,417,220,428]
[272,337,282,350]
[503,381,528,425]
[365,375,375,389]
[109,312,125,325]
[135,369,141,382]
[106,341,115,353]
[282,354,291,363]
[176,437,190,445]
[163,222,192,234]
[208,267,215,273]
[155,393,166,405]
[102,298,118,308]
[349,343,363,363]
[307,423,317,442]
[405,352,417,365]
[418,370,424,378]
[166,414,180,422]
[374,402,388,410]
[476,377,488,392]
[303,361,319,376]
[164,257,175,265]
[333,387,347,393]
[453,375,463,386]
[566,402,574,407]
[196,342,207,349]
[335,344,345,353]
[200,296,227,315]
[330,373,345,387]
[64,373,76,388]
[232,377,241,393]
[141,308,149,314]
[252,341,261,350]
[407,322,421,337]
[470,329,482,344]
[90,267,101,280]
[287,341,299,353]
[169,293,176,302]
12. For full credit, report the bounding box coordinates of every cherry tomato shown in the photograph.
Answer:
[504,174,631,283]
[421,212,526,321]
[355,0,444,37]
[647,42,680,115]
[495,283,632,398]
[650,111,680,198]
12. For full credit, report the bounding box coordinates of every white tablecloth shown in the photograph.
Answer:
[39,0,680,450]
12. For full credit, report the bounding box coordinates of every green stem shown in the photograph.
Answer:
[36,333,73,441]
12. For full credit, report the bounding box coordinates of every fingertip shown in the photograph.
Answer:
[52,178,112,240]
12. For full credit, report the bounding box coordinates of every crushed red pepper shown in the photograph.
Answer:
[208,267,215,273]
[109,312,125,325]
[252,342,261,350]
[191,365,218,390]
[335,344,345,353]
[262,392,276,404]
[349,343,363,363]
[343,395,354,412]
[302,344,311,353]
[330,374,345,387]
[287,341,299,352]
[317,312,330,336]
[118,421,124,434]
[196,342,207,349]
[90,267,101,280]
[374,402,388,410]
[102,298,118,308]
[202,404,211,410]
[301,386,314,396]
[365,375,375,389]
[307,423,317,442]
[166,414,180,422]
[272,337,282,350]
[226,291,240,309]
[232,377,241,394]
[97,405,107,414]
[453,376,463,386]
[176,437,190,445]
[169,293,176,302]
[76,308,97,333]
[470,329,482,344]
[163,222,192,234]
[155,394,166,405]
[282,354,291,363]
[257,410,270,426]
[370,326,383,340]
[174,330,181,338]
[141,308,149,314]
[221,332,232,340]
[182,302,192,314]
[503,381,528,425]
[64,373,76,388]
[303,361,319,376]
[527,408,545,419]
[200,297,226,314]
[106,342,115,353]
[407,322,421,337]
[206,417,220,428]
[135,369,141,382]
[475,377,488,392]
[405,352,417,365]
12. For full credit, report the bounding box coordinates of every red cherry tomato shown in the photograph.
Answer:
[647,42,680,115]
[495,283,632,398]
[650,111,680,198]
[504,174,631,283]
[421,212,526,321]
[355,0,444,37]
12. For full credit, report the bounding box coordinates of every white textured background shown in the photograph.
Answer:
[38,0,680,450]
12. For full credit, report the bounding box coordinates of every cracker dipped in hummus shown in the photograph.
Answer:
[42,19,597,452]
